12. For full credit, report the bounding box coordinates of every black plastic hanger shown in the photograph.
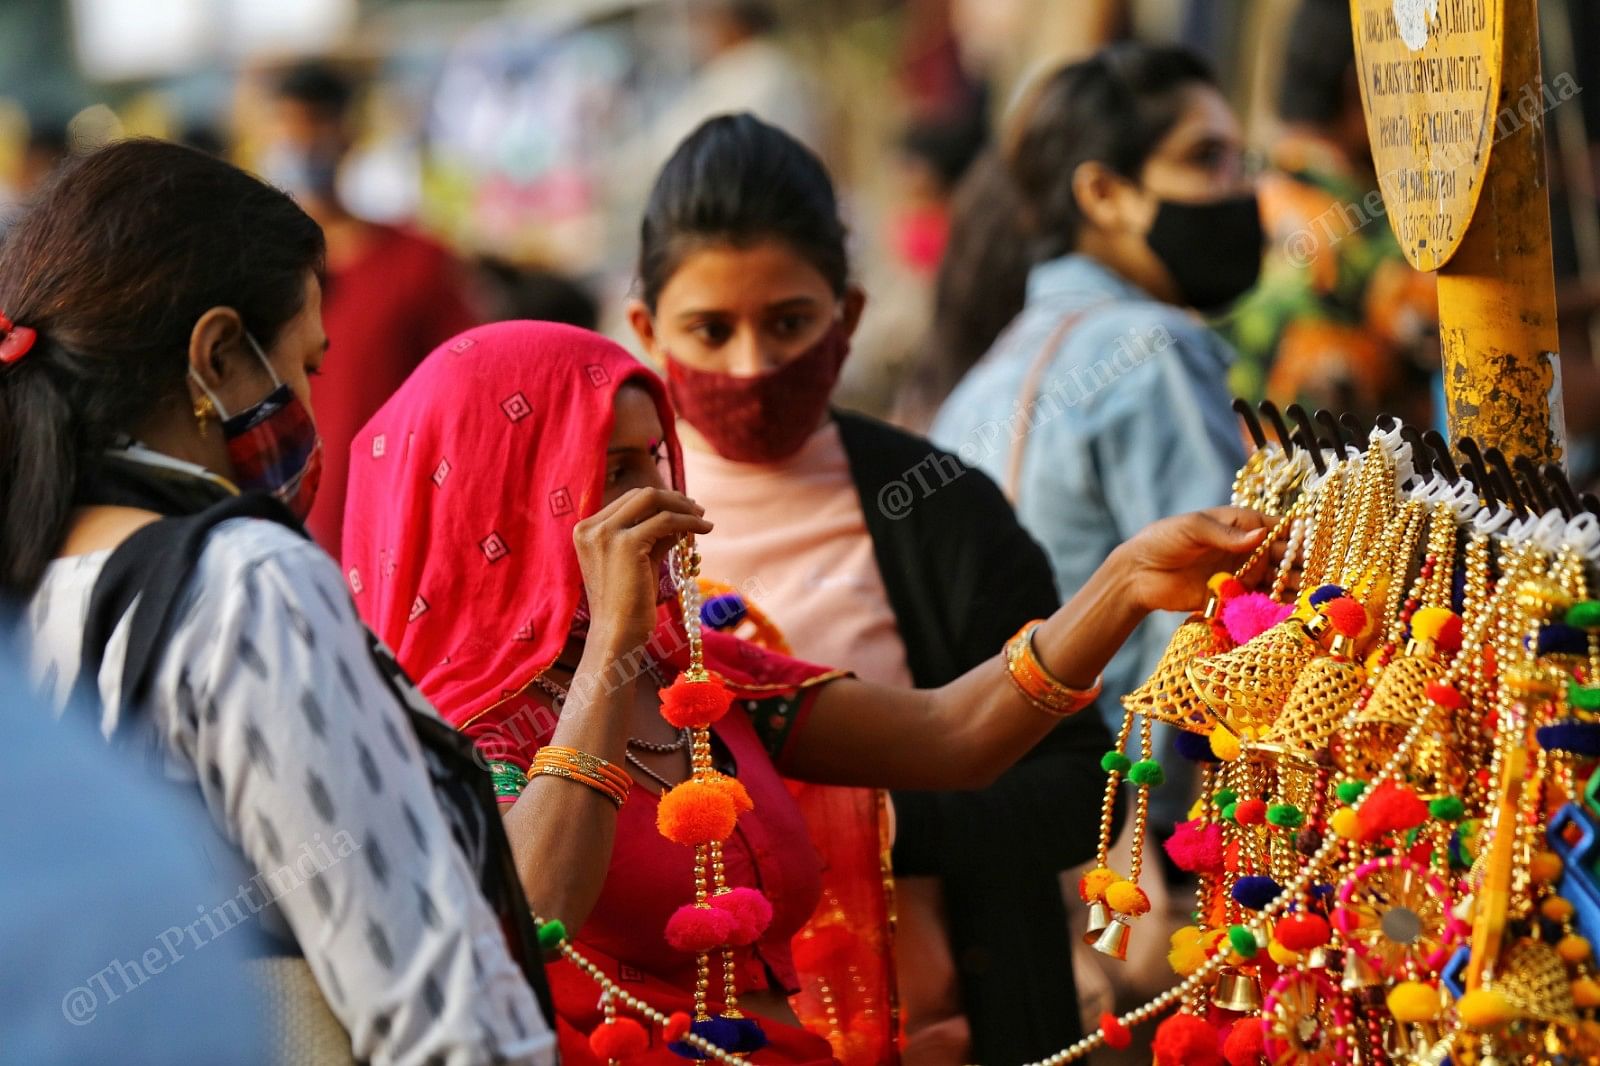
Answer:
[1315,409,1349,453]
[1258,400,1296,455]
[1544,463,1584,519]
[1483,447,1529,516]
[1513,455,1558,515]
[1286,405,1327,475]
[1422,430,1461,485]
[1232,397,1267,450]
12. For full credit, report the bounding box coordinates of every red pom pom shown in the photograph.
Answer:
[660,673,734,728]
[1274,912,1332,951]
[1154,1012,1224,1066]
[1222,1018,1267,1066]
[1222,594,1293,645]
[1165,820,1225,874]
[1322,597,1369,640]
[666,903,737,952]
[1433,614,1464,655]
[1425,681,1463,709]
[1101,1012,1132,1050]
[1356,781,1428,842]
[710,887,773,946]
[657,779,738,845]
[664,1012,692,1043]
[1234,799,1267,826]
[792,924,854,971]
[590,1017,650,1060]
[1217,578,1247,601]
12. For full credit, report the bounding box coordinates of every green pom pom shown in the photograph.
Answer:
[1565,601,1600,628]
[1228,925,1259,958]
[1222,802,1240,823]
[1266,803,1304,828]
[1128,760,1166,787]
[1335,780,1367,804]
[1101,751,1133,774]
[1213,788,1239,808]
[1570,681,1600,712]
[537,920,567,953]
[1429,796,1466,822]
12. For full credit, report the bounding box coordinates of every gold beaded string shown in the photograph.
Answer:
[1091,711,1137,873]
[1127,715,1154,889]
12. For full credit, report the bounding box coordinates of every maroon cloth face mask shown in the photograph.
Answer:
[664,324,850,464]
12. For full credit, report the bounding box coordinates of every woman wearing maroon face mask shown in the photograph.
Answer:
[625,113,1114,1066]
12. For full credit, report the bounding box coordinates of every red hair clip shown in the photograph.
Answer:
[0,311,38,364]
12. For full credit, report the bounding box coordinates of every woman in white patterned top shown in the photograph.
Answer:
[0,139,553,1066]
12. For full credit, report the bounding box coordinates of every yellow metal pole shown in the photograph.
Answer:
[1435,0,1565,464]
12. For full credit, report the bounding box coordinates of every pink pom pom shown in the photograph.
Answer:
[1164,820,1225,875]
[1221,593,1293,645]
[1222,1018,1266,1066]
[665,903,736,952]
[710,887,773,946]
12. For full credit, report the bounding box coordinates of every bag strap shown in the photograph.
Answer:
[1002,310,1092,503]
[80,493,302,720]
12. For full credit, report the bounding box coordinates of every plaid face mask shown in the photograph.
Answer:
[191,333,323,521]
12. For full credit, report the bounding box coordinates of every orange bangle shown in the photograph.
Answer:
[528,747,631,808]
[1004,620,1101,717]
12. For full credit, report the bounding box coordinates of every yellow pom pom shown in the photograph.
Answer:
[1267,939,1300,966]
[1386,980,1440,1023]
[1330,807,1361,840]
[1558,935,1593,964]
[1187,798,1205,821]
[1209,726,1241,761]
[1457,988,1518,1030]
[1207,572,1233,594]
[1105,880,1151,916]
[1170,925,1202,949]
[1078,867,1121,903]
[1572,977,1600,1009]
[1541,896,1575,922]
[1529,851,1564,884]
[1410,606,1458,644]
[1168,939,1208,976]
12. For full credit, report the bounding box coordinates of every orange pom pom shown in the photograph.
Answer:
[703,772,753,813]
[657,779,738,844]
[660,673,734,728]
[1078,867,1121,903]
[1529,851,1564,883]
[1322,597,1369,640]
[590,1018,650,1060]
[1105,880,1151,915]
[1541,896,1575,922]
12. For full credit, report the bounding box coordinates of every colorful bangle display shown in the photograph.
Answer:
[528,746,631,809]
[1004,619,1102,716]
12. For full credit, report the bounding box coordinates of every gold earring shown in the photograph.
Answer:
[193,393,215,437]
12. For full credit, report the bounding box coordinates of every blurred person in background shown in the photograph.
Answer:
[1215,0,1439,427]
[0,651,267,1066]
[259,61,480,559]
[892,150,1032,432]
[932,44,1254,846]
[0,139,552,1065]
[0,118,72,235]
[645,1,823,161]
[473,257,601,332]
[626,113,1116,1066]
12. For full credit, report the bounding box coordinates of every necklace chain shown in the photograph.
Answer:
[528,664,690,786]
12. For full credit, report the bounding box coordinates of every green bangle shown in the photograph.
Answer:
[488,759,527,799]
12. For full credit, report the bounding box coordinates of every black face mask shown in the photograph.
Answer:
[1144,192,1264,313]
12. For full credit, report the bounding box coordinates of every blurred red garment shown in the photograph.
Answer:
[306,225,479,557]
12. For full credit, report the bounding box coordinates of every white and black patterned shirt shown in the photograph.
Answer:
[21,517,555,1066]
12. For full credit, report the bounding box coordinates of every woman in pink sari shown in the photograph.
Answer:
[343,321,1266,1064]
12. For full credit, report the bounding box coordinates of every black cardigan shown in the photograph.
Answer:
[833,410,1120,1064]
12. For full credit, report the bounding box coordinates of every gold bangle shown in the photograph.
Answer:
[531,746,631,792]
[1004,620,1102,716]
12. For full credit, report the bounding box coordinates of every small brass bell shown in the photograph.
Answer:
[1092,915,1132,961]
[1083,901,1111,945]
[1303,945,1333,970]
[1340,950,1380,991]
[1211,967,1263,1013]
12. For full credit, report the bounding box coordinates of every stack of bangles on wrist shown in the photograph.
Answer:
[527,746,631,808]
[1004,619,1102,716]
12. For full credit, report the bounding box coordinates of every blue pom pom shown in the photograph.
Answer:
[1231,875,1283,911]
[701,594,747,631]
[1308,584,1346,606]
[1451,569,1466,615]
[1310,883,1335,904]
[1174,730,1222,763]
[728,1017,768,1053]
[1534,623,1588,656]
[669,1017,743,1059]
[1536,720,1600,757]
